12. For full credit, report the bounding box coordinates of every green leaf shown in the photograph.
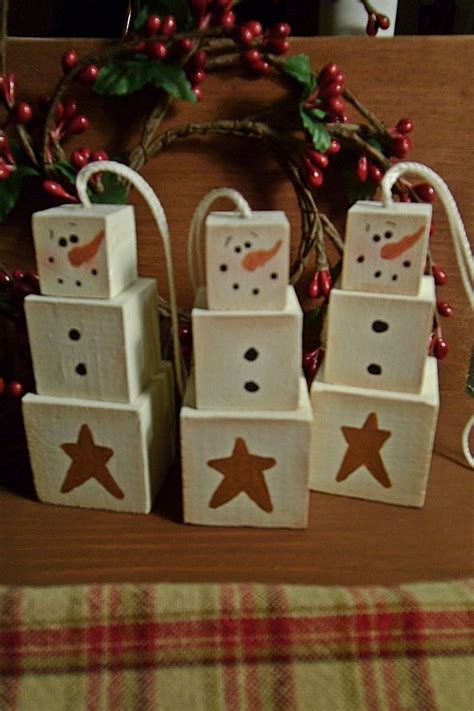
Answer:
[89,172,128,205]
[0,165,39,223]
[281,54,315,90]
[53,160,77,185]
[299,107,331,153]
[94,57,196,102]
[133,0,193,30]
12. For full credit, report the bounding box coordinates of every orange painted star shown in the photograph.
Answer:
[336,412,392,488]
[60,424,124,499]
[207,437,276,512]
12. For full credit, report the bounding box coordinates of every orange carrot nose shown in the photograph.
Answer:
[381,225,424,260]
[241,240,282,272]
[68,230,105,267]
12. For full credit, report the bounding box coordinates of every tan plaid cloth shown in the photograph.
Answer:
[1,579,473,710]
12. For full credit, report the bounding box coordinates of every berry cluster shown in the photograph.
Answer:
[188,0,235,30]
[0,72,35,127]
[307,268,333,299]
[302,347,324,386]
[305,62,347,125]
[61,49,100,87]
[239,22,291,75]
[0,131,16,181]
[366,12,390,36]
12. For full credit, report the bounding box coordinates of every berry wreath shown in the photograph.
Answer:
[0,0,452,396]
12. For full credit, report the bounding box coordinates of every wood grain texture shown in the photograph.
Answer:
[0,37,473,585]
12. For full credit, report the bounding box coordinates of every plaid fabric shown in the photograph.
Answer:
[0,580,473,711]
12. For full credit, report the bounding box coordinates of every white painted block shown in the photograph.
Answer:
[205,211,290,310]
[22,363,175,514]
[181,376,313,528]
[25,278,161,403]
[310,357,439,507]
[341,201,432,296]
[324,276,435,393]
[192,286,302,410]
[32,203,137,298]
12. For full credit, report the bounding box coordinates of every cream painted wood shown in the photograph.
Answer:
[32,203,137,298]
[22,362,175,514]
[192,286,302,411]
[310,357,439,507]
[341,201,432,296]
[181,376,312,528]
[205,211,290,310]
[25,278,161,403]
[324,276,435,393]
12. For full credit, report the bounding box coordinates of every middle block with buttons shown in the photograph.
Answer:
[25,277,161,403]
[192,285,302,410]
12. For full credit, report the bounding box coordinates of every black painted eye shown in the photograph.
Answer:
[403,260,411,268]
[233,283,239,290]
[357,255,365,263]
[76,280,82,287]
[270,272,278,279]
[219,264,228,272]
[70,235,79,244]
[392,274,398,281]
[57,278,64,284]
[234,246,242,254]
[373,234,381,242]
[59,237,67,247]
[374,271,382,278]
[384,231,392,239]
[91,269,98,275]
[252,288,260,295]
[244,241,252,249]
[48,257,54,263]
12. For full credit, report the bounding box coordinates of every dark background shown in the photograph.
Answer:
[7,0,473,38]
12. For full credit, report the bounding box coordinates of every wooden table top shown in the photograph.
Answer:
[0,36,473,586]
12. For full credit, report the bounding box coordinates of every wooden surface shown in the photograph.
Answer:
[0,36,473,586]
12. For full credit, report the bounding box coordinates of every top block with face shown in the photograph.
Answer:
[32,204,138,299]
[205,211,290,310]
[341,201,432,296]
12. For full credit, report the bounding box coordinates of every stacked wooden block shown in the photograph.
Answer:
[181,211,313,527]
[310,201,439,507]
[22,204,175,513]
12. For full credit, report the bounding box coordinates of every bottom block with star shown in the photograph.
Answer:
[22,362,175,514]
[180,375,313,528]
[310,357,439,507]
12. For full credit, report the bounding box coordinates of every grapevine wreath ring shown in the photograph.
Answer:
[0,0,455,397]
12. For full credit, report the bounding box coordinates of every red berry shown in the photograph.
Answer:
[24,271,39,289]
[14,102,33,125]
[62,49,79,73]
[368,164,383,183]
[267,22,291,38]
[0,159,12,180]
[193,86,204,102]
[434,337,449,360]
[320,63,340,80]
[189,50,207,70]
[0,72,16,106]
[396,117,415,134]
[90,150,109,162]
[65,115,89,135]
[266,38,290,55]
[245,20,262,37]
[391,134,412,158]
[0,271,12,288]
[414,182,436,203]
[63,99,78,121]
[319,82,343,98]
[356,155,368,183]
[217,10,235,29]
[12,268,26,282]
[78,146,91,159]
[432,264,447,286]
[251,59,271,76]
[145,14,162,36]
[0,376,4,395]
[188,69,206,86]
[366,13,378,36]
[77,64,100,86]
[305,162,324,188]
[161,15,177,36]
[307,274,320,299]
[147,41,168,60]
[306,149,329,170]
[242,48,262,65]
[327,96,345,115]
[326,139,341,155]
[235,26,254,46]
[71,149,89,169]
[6,381,24,399]
[172,37,193,58]
[376,13,390,30]
[318,269,333,296]
[437,301,454,317]
[43,180,78,203]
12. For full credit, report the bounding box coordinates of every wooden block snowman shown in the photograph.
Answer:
[181,195,313,528]
[22,165,176,514]
[310,199,439,507]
